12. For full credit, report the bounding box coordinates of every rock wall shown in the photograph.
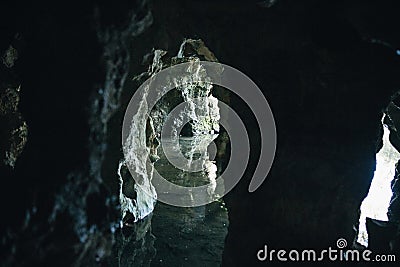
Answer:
[119,39,225,223]
[2,0,400,266]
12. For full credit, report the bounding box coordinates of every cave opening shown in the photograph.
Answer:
[117,40,232,266]
[357,99,400,250]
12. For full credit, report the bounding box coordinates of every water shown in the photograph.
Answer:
[111,40,228,266]
[151,202,228,266]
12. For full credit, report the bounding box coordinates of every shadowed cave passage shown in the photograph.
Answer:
[3,1,400,266]
[149,135,229,266]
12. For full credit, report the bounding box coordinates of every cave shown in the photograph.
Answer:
[356,99,400,255]
[1,0,400,266]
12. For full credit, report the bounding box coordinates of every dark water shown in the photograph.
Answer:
[113,136,229,267]
[151,202,228,266]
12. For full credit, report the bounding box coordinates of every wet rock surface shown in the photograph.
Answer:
[0,43,27,168]
[2,0,400,266]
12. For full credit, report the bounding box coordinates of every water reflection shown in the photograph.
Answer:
[113,136,229,266]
